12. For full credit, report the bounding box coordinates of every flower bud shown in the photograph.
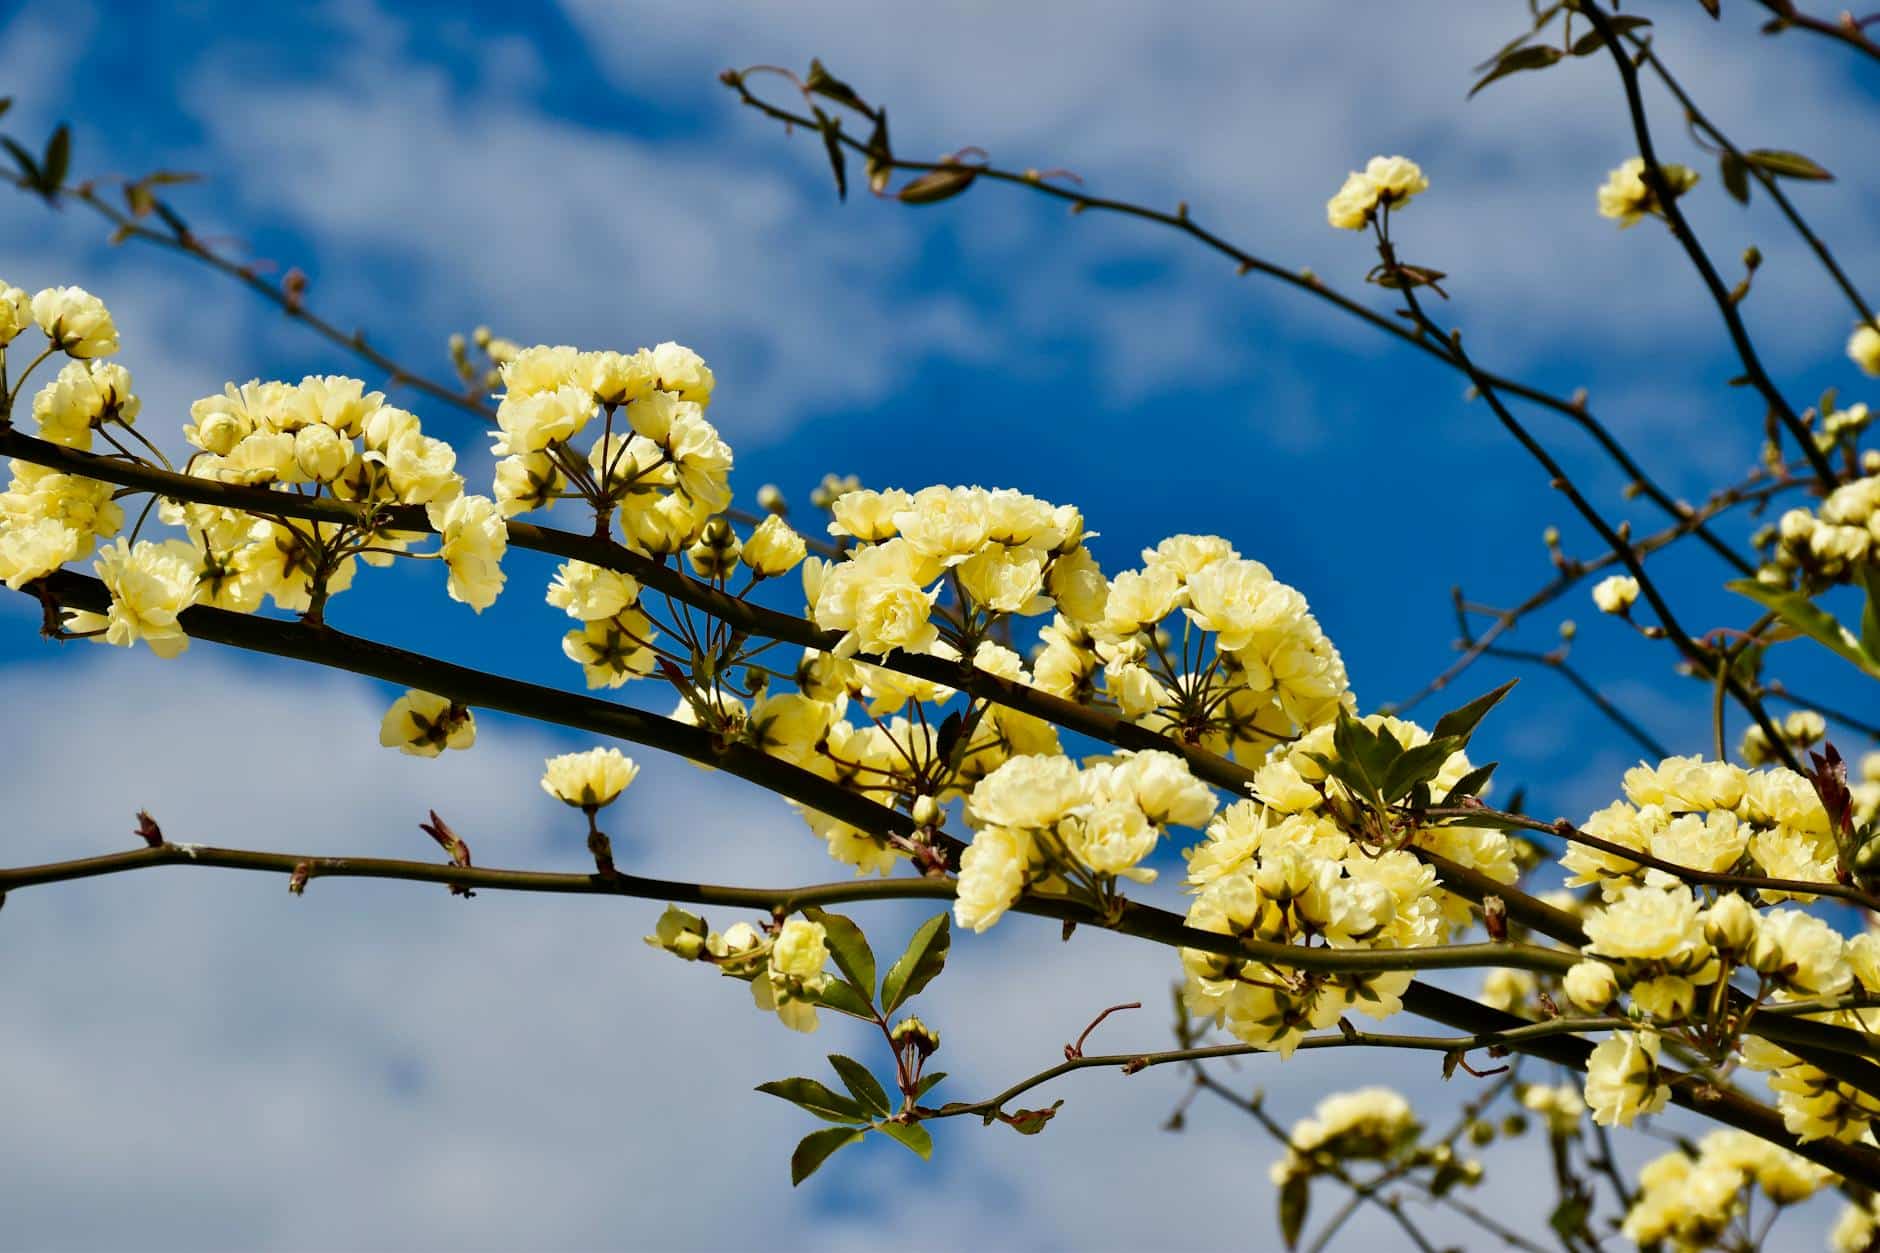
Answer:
[295,423,352,484]
[1563,959,1619,1012]
[686,517,741,579]
[890,1015,941,1058]
[1591,575,1639,615]
[1703,893,1759,954]
[741,514,806,578]
[912,795,941,828]
[756,483,786,515]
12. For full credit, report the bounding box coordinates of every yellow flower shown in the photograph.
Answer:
[954,826,1029,932]
[1597,156,1699,227]
[770,918,828,978]
[541,746,639,808]
[379,690,475,757]
[1583,1030,1670,1126]
[30,285,118,357]
[1325,156,1428,231]
[0,283,30,343]
[428,493,507,612]
[741,514,806,578]
[1848,321,1880,377]
[88,537,199,658]
[1591,574,1639,614]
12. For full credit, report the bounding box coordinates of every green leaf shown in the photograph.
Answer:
[805,58,871,115]
[1279,1172,1311,1249]
[913,1070,948,1100]
[880,913,950,1012]
[876,1120,933,1159]
[1468,45,1563,98]
[1328,710,1394,803]
[1440,761,1499,806]
[804,907,875,997]
[40,122,69,195]
[1430,679,1518,746]
[828,1054,891,1118]
[807,978,877,1022]
[1744,149,1833,181]
[1719,151,1750,204]
[897,165,976,205]
[812,106,846,201]
[1,135,39,184]
[1569,14,1652,55]
[756,1077,867,1124]
[1725,579,1880,679]
[1860,568,1880,664]
[864,108,893,196]
[790,1126,865,1185]
[1381,736,1463,804]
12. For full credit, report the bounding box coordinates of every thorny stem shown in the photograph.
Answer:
[1578,0,1838,487]
[720,73,1759,577]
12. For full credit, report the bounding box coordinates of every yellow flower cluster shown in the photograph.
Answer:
[1564,756,1880,1139]
[1269,1087,1422,1183]
[1325,156,1429,230]
[1180,715,1518,1054]
[0,282,129,592]
[1596,156,1700,227]
[807,485,1085,658]
[1769,472,1880,583]
[1621,1130,1831,1249]
[1033,535,1351,762]
[488,341,729,556]
[951,750,1218,931]
[0,458,122,591]
[1562,756,1840,899]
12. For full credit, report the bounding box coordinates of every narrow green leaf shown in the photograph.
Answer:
[1468,45,1563,98]
[756,1077,867,1124]
[1430,679,1519,746]
[1329,710,1394,803]
[805,58,870,115]
[864,108,892,195]
[40,122,69,194]
[897,165,976,205]
[1,135,39,184]
[1859,568,1880,664]
[812,106,846,201]
[880,913,951,1012]
[1725,579,1880,678]
[1440,761,1499,806]
[1279,1172,1311,1249]
[1569,14,1652,55]
[1744,149,1833,181]
[1719,151,1749,204]
[876,1120,933,1159]
[1381,736,1463,804]
[913,1071,948,1100]
[804,907,875,997]
[828,1054,891,1118]
[791,1126,865,1185]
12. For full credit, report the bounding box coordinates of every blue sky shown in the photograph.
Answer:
[1,1,1875,1248]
